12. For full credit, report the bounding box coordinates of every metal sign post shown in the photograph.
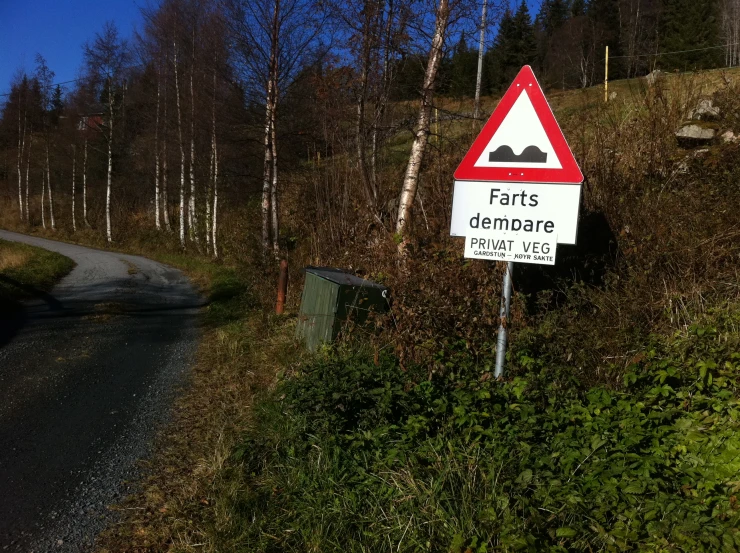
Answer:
[450,66,584,379]
[494,261,513,378]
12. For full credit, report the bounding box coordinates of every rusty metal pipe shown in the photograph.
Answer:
[276,259,288,314]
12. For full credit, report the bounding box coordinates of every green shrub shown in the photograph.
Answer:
[225,320,740,552]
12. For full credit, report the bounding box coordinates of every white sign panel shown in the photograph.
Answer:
[473,91,562,170]
[464,231,557,265]
[450,180,581,245]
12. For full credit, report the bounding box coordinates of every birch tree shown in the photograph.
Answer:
[46,142,56,230]
[370,0,409,186]
[227,0,328,258]
[474,0,487,119]
[41,162,46,229]
[140,2,174,232]
[25,133,31,222]
[155,63,162,230]
[330,0,408,211]
[206,62,217,255]
[188,28,200,248]
[722,0,740,66]
[83,22,130,243]
[82,136,90,227]
[173,40,187,248]
[212,145,219,258]
[395,0,451,250]
[202,7,226,257]
[71,144,77,232]
[16,78,28,221]
[162,62,172,232]
[353,0,382,208]
[35,55,56,230]
[207,63,220,258]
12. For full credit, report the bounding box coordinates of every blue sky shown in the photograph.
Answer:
[0,0,544,99]
[0,0,145,96]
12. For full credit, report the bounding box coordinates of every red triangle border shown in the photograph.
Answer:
[454,66,583,184]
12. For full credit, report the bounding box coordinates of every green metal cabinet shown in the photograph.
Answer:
[296,267,389,351]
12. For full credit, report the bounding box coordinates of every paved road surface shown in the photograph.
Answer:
[0,231,201,552]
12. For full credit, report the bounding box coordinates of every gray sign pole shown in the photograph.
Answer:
[494,261,513,378]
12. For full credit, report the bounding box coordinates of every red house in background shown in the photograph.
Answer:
[77,104,105,133]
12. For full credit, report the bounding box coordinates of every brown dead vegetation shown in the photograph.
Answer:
[0,246,31,271]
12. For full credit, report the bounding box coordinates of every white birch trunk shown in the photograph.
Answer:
[206,65,216,254]
[474,0,487,120]
[261,84,275,256]
[174,43,186,249]
[106,130,112,242]
[270,110,279,258]
[24,137,31,221]
[46,144,55,230]
[212,145,218,259]
[162,67,171,232]
[188,63,199,246]
[106,80,113,243]
[261,0,280,257]
[17,89,25,220]
[83,137,89,227]
[41,165,46,229]
[206,139,213,255]
[155,66,162,230]
[71,144,77,232]
[395,0,450,245]
[207,143,213,255]
[162,135,171,231]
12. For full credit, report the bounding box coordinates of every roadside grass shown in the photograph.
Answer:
[0,239,75,308]
[96,254,304,553]
[205,311,740,553]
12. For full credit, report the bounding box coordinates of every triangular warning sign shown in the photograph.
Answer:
[454,66,583,184]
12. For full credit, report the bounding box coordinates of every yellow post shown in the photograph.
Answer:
[604,45,609,103]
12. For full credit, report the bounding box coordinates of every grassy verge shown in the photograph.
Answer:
[96,255,302,553]
[203,312,740,552]
[0,239,75,308]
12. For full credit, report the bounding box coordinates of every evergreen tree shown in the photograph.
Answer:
[571,0,585,17]
[512,0,537,68]
[534,0,570,72]
[587,0,623,78]
[51,85,64,125]
[660,0,722,70]
[538,0,569,37]
[487,2,537,93]
[487,8,516,92]
[446,32,479,98]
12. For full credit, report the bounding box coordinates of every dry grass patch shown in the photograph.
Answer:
[0,246,31,271]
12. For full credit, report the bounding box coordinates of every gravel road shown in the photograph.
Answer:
[0,230,202,552]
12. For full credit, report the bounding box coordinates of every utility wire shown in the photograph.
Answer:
[605,41,740,60]
[0,63,147,98]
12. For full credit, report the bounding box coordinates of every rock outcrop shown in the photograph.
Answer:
[676,123,716,147]
[689,99,720,121]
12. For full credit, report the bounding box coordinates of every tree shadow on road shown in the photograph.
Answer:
[0,274,65,349]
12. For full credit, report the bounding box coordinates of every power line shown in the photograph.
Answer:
[0,63,147,98]
[606,41,740,60]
